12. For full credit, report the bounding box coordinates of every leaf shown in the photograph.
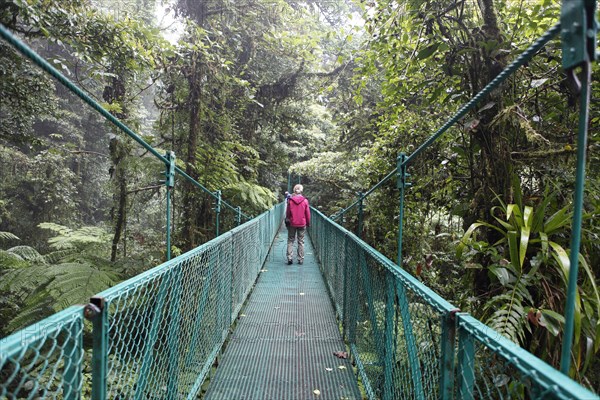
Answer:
[544,206,571,234]
[333,351,348,359]
[549,241,570,283]
[578,254,600,315]
[0,232,20,241]
[456,221,501,258]
[531,78,548,88]
[313,389,321,396]
[489,266,513,286]
[539,310,562,335]
[507,230,519,273]
[478,102,496,113]
[416,43,440,59]
[519,206,533,269]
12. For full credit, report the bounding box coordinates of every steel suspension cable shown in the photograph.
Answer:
[333,23,561,221]
[0,23,250,220]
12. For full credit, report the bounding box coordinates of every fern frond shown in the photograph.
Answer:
[2,265,53,294]
[3,262,117,332]
[487,305,526,344]
[6,295,54,332]
[38,222,73,236]
[0,250,29,269]
[7,246,45,263]
[0,231,20,241]
[39,223,109,250]
[43,249,78,264]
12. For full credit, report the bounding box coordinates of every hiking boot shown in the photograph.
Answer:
[287,259,293,265]
[298,260,303,265]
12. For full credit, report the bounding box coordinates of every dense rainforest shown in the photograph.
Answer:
[1,0,599,393]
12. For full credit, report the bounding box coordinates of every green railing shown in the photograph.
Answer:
[0,204,284,399]
[0,307,85,399]
[330,0,597,386]
[0,23,251,261]
[308,208,598,400]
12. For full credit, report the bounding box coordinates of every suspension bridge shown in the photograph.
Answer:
[1,1,600,399]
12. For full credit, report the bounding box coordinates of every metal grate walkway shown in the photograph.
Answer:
[204,225,361,399]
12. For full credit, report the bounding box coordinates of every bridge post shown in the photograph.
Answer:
[456,314,475,400]
[356,192,364,239]
[559,0,597,375]
[396,153,409,267]
[63,309,83,400]
[164,151,176,261]
[215,190,222,237]
[87,297,108,400]
[236,206,242,226]
[439,309,459,399]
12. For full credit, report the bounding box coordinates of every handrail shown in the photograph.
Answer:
[0,23,250,221]
[332,23,561,221]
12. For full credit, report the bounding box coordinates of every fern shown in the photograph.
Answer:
[484,261,540,344]
[0,231,20,241]
[2,262,120,332]
[43,248,78,264]
[38,223,109,250]
[6,246,45,263]
[0,250,29,269]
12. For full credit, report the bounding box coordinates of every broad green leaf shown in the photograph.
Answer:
[508,230,519,273]
[544,205,571,234]
[456,221,503,258]
[493,215,514,231]
[416,43,440,60]
[519,206,533,268]
[489,266,513,286]
[549,241,570,283]
[540,309,564,336]
[578,254,600,315]
[539,232,549,257]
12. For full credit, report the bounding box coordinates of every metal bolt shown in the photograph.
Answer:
[84,303,101,320]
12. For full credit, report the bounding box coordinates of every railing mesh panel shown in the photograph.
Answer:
[455,314,594,400]
[0,307,84,400]
[309,207,454,399]
[308,208,598,400]
[95,203,284,399]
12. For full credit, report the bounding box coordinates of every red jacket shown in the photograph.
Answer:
[286,195,311,228]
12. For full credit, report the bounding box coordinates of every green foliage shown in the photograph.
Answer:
[38,222,109,250]
[2,262,118,332]
[0,231,20,241]
[458,189,600,378]
[4,245,45,263]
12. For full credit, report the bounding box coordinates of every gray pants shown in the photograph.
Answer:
[287,226,306,262]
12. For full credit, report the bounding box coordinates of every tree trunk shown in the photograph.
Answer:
[103,75,129,262]
[181,57,202,251]
[110,138,127,261]
[468,0,511,295]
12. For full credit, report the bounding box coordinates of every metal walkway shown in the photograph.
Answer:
[204,225,361,399]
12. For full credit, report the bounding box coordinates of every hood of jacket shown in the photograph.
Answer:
[289,195,306,205]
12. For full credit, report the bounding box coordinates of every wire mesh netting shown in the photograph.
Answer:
[0,307,84,399]
[309,207,456,399]
[455,314,597,400]
[0,205,282,399]
[308,208,599,400]
[95,203,283,399]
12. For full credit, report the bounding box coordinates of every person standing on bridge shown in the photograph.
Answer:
[286,184,310,265]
